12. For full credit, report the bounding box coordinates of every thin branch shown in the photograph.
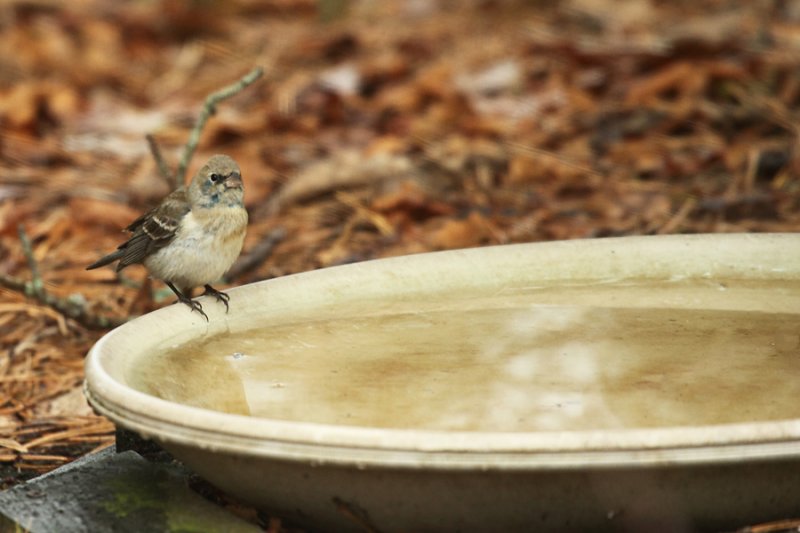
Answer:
[173,66,264,186]
[0,272,127,330]
[3,226,129,330]
[657,197,697,235]
[145,133,173,185]
[333,497,382,533]
[18,225,43,298]
[502,140,605,178]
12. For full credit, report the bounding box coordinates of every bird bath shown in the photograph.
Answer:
[85,233,800,532]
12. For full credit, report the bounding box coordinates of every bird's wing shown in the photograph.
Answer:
[115,188,190,270]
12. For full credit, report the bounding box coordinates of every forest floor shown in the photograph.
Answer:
[1,0,799,530]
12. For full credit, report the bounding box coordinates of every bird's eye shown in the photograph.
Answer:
[210,173,222,182]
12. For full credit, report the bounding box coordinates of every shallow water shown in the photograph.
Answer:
[131,279,800,432]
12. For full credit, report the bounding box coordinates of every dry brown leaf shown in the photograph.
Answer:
[68,197,141,228]
[275,151,414,208]
[426,211,493,250]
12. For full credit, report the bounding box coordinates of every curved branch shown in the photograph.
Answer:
[173,67,264,186]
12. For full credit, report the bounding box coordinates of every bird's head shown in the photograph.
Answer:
[188,154,244,208]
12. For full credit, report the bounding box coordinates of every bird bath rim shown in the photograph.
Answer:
[84,233,800,470]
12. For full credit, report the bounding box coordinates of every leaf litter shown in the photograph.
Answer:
[1,0,799,530]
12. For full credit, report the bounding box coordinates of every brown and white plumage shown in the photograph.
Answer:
[87,154,248,320]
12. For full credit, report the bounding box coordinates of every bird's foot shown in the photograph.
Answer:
[202,284,230,313]
[178,294,208,321]
[166,281,209,321]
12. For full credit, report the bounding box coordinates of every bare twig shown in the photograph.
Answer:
[5,276,126,330]
[173,66,264,186]
[146,133,173,185]
[335,191,395,236]
[224,227,286,281]
[4,227,128,330]
[0,272,127,330]
[333,497,382,533]
[502,140,605,178]
[18,225,43,298]
[657,196,697,234]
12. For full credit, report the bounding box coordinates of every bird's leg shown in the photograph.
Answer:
[166,281,208,321]
[201,284,230,313]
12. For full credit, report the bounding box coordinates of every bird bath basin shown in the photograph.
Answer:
[85,233,800,532]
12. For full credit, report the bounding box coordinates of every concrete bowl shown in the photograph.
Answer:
[85,234,800,532]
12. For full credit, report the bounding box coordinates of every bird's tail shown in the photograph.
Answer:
[86,249,124,270]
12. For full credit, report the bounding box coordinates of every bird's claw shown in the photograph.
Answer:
[177,294,208,321]
[202,284,230,313]
[165,281,209,321]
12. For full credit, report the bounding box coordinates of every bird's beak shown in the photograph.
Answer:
[224,173,243,189]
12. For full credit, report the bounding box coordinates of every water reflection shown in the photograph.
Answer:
[130,279,800,431]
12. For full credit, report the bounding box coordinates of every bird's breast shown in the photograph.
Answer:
[143,206,247,290]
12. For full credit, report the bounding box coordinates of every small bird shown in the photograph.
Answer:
[87,154,248,320]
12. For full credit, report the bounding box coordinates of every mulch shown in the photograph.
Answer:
[1,0,799,529]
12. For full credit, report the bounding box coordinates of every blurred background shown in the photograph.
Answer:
[0,0,799,519]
